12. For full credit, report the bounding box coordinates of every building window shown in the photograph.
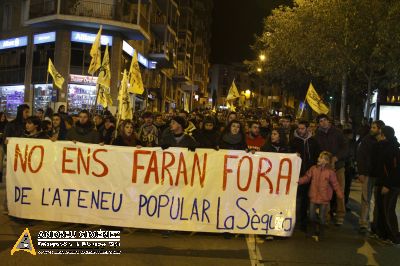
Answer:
[2,3,12,31]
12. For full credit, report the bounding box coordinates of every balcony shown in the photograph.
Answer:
[26,0,151,41]
[150,12,177,38]
[143,71,161,89]
[173,61,192,82]
[148,43,176,69]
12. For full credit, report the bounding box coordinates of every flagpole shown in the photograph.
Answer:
[46,67,52,110]
[92,83,101,115]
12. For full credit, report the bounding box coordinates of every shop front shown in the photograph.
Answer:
[0,85,25,117]
[0,35,28,118]
[67,74,100,113]
[33,84,55,110]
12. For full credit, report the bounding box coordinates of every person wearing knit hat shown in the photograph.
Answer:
[159,116,197,149]
[171,116,187,130]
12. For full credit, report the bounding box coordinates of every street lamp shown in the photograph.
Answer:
[245,89,251,98]
[259,54,266,61]
[257,67,262,73]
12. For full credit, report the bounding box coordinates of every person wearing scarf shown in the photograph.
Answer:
[113,120,139,147]
[219,120,247,150]
[138,112,159,147]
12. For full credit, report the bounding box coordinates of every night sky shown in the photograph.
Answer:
[210,0,293,64]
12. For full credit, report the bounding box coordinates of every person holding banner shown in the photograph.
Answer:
[24,116,49,139]
[219,120,247,150]
[261,128,289,153]
[160,116,197,150]
[50,113,67,141]
[99,116,116,145]
[137,112,159,147]
[299,151,344,241]
[246,121,266,152]
[193,116,220,149]
[66,110,100,144]
[112,120,139,147]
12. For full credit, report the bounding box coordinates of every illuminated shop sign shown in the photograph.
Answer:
[122,41,156,69]
[34,32,56,45]
[70,74,98,85]
[0,36,28,50]
[71,31,113,46]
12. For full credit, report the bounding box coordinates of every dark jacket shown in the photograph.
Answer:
[194,129,220,149]
[160,131,197,149]
[371,140,400,189]
[260,126,271,139]
[112,135,137,147]
[66,121,100,144]
[314,126,347,169]
[4,118,25,140]
[261,143,289,153]
[24,131,49,139]
[3,108,27,150]
[290,130,321,175]
[356,134,377,176]
[100,126,115,145]
[219,134,247,150]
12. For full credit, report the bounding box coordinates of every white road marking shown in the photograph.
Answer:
[246,235,265,266]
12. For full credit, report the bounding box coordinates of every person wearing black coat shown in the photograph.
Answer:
[357,120,385,232]
[261,128,289,153]
[370,126,400,244]
[3,104,30,146]
[100,116,116,145]
[112,120,138,147]
[50,113,67,140]
[193,116,220,149]
[219,120,247,150]
[290,120,320,231]
[66,110,100,144]
[314,114,347,225]
[24,116,49,139]
[159,116,197,149]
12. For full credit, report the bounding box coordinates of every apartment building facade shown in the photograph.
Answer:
[0,0,212,116]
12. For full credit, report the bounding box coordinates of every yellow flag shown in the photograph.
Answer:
[97,86,113,108]
[47,58,64,89]
[306,83,330,114]
[128,50,144,94]
[88,26,102,75]
[97,44,111,88]
[226,102,236,112]
[118,69,133,120]
[226,80,240,101]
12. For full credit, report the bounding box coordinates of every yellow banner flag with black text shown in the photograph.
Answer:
[47,59,64,89]
[226,80,240,101]
[88,26,102,75]
[128,50,144,95]
[305,83,330,114]
[97,44,111,88]
[118,69,133,120]
[97,86,113,108]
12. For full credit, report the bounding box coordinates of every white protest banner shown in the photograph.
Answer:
[7,138,301,236]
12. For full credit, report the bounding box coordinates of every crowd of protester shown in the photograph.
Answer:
[0,104,399,244]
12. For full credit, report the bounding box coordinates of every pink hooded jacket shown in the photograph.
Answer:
[299,165,344,204]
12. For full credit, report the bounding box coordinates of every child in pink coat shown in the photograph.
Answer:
[299,151,344,240]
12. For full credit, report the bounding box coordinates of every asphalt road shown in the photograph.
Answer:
[1,181,399,266]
